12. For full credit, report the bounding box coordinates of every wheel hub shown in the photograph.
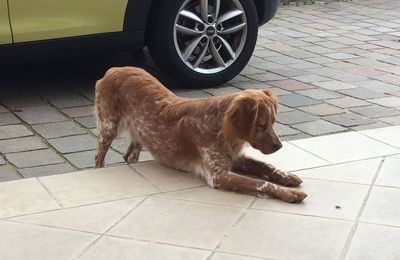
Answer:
[173,0,248,74]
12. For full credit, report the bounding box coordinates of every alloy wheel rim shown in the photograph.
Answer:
[173,0,248,74]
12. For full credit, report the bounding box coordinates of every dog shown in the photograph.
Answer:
[95,67,307,203]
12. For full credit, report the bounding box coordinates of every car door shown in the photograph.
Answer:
[0,0,12,44]
[8,0,128,43]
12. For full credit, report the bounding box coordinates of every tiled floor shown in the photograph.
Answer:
[0,126,399,260]
[1,0,400,180]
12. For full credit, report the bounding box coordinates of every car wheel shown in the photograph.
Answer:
[148,0,258,87]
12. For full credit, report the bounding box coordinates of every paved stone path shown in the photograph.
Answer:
[1,0,400,180]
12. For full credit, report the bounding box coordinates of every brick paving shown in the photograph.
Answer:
[1,0,400,180]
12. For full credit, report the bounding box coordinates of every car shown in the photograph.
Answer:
[0,0,279,87]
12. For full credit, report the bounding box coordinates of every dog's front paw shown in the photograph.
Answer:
[280,188,307,203]
[281,173,303,187]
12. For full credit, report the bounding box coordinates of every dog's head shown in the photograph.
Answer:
[222,89,282,154]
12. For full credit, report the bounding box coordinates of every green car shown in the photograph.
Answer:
[0,0,279,86]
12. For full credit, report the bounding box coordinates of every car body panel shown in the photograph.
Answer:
[0,0,12,44]
[9,0,128,43]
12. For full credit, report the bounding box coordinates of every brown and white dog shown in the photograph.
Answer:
[95,67,307,203]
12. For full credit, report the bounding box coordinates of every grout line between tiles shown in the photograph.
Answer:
[127,164,163,192]
[208,197,258,260]
[2,218,101,236]
[1,195,148,220]
[357,130,400,150]
[338,157,385,260]
[72,196,149,260]
[36,177,64,208]
[287,141,333,163]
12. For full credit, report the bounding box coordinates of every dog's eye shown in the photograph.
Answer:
[258,124,266,129]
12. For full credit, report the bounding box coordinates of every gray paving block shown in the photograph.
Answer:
[281,133,312,141]
[38,89,92,108]
[0,113,20,126]
[19,163,75,178]
[48,134,97,153]
[61,106,95,118]
[75,116,97,129]
[352,80,400,93]
[0,105,7,113]
[245,73,287,82]
[295,89,341,100]
[277,111,318,125]
[0,165,21,182]
[292,120,347,136]
[351,122,391,131]
[379,115,400,125]
[324,113,376,127]
[0,125,33,140]
[298,104,345,116]
[292,75,331,83]
[0,136,47,153]
[65,149,124,169]
[33,121,86,139]
[0,92,46,108]
[6,149,64,168]
[0,156,4,165]
[350,105,400,118]
[278,94,322,108]
[15,105,68,125]
[326,97,369,108]
[173,90,212,99]
[203,86,242,96]
[339,87,387,99]
[274,123,300,136]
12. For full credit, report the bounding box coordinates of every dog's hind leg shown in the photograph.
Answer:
[232,156,303,187]
[123,141,143,164]
[95,119,118,168]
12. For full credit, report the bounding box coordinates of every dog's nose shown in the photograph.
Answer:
[272,142,282,152]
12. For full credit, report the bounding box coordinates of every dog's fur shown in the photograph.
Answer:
[95,67,307,203]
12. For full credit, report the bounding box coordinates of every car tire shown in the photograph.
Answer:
[148,0,258,87]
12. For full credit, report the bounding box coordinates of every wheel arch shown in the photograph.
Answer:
[123,0,155,32]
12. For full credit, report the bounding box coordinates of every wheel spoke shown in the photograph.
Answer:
[217,9,243,24]
[217,36,235,59]
[193,39,210,68]
[214,0,221,20]
[179,10,203,24]
[183,36,203,61]
[210,40,226,67]
[219,23,246,35]
[175,24,202,36]
[200,0,209,22]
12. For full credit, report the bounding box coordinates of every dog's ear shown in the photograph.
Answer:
[261,89,278,114]
[222,94,259,141]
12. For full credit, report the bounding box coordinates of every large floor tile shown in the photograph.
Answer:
[360,125,400,148]
[252,179,369,220]
[109,197,244,249]
[295,158,382,184]
[291,132,399,163]
[345,223,400,260]
[131,161,204,192]
[39,165,159,207]
[80,236,210,260]
[375,157,400,187]
[0,221,96,260]
[12,198,143,233]
[0,178,60,218]
[156,186,254,208]
[219,210,352,260]
[212,253,263,260]
[360,186,400,227]
[243,142,329,172]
